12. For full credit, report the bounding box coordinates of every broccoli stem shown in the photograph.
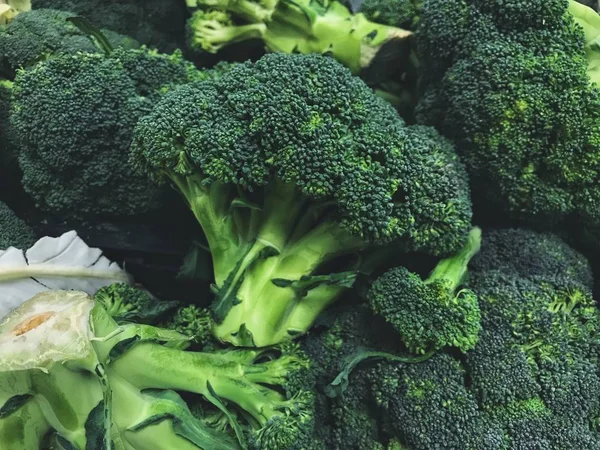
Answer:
[108,371,206,450]
[110,342,294,428]
[426,227,482,291]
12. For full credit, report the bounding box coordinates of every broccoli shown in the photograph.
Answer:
[323,229,600,449]
[0,200,36,249]
[31,0,187,52]
[0,290,316,449]
[161,304,214,348]
[93,282,178,324]
[368,227,482,354]
[414,0,600,227]
[0,9,139,77]
[131,52,472,347]
[10,46,202,218]
[185,0,412,75]
[470,228,595,289]
[358,0,422,29]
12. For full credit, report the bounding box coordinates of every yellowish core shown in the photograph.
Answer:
[12,312,55,336]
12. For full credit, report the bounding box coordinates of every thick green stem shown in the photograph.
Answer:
[214,220,365,346]
[110,343,286,426]
[168,172,244,287]
[426,227,482,290]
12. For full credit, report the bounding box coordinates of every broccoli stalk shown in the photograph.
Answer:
[0,290,315,449]
[170,171,362,346]
[186,0,412,74]
[368,227,482,354]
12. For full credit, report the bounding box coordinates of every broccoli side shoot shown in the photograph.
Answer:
[0,200,36,250]
[10,47,200,218]
[368,227,482,354]
[131,52,473,347]
[0,8,139,77]
[93,283,178,324]
[185,0,412,75]
[161,304,214,348]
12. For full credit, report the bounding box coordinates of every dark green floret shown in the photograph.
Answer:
[0,8,139,77]
[0,200,36,249]
[93,283,178,324]
[10,47,201,218]
[368,227,482,354]
[415,0,600,227]
[131,52,473,347]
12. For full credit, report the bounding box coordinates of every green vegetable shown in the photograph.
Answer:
[131,52,472,347]
[0,290,317,449]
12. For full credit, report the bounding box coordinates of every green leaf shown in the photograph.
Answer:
[271,271,357,298]
[0,394,32,418]
[129,389,240,450]
[85,401,108,450]
[325,349,435,398]
[66,16,114,55]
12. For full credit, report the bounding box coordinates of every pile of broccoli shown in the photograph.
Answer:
[2,1,600,449]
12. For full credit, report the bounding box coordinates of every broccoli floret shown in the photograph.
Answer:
[185,0,412,75]
[0,200,36,250]
[161,304,214,348]
[370,354,495,450]
[131,52,472,347]
[31,0,187,52]
[368,227,482,354]
[471,228,595,290]
[358,0,423,29]
[10,47,200,218]
[93,282,178,324]
[0,290,317,450]
[415,0,600,227]
[0,9,139,77]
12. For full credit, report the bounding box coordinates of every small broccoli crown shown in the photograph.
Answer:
[471,228,594,289]
[369,266,481,353]
[11,47,197,217]
[0,201,36,249]
[0,9,139,75]
[93,283,177,324]
[163,304,213,346]
[32,0,187,53]
[359,0,423,29]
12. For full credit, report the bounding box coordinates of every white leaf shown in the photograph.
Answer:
[0,231,131,320]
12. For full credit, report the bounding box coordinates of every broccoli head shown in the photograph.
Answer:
[470,227,594,290]
[415,0,600,227]
[0,8,139,77]
[131,52,472,347]
[31,0,187,52]
[0,200,36,249]
[0,290,317,450]
[368,227,482,354]
[10,46,201,218]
